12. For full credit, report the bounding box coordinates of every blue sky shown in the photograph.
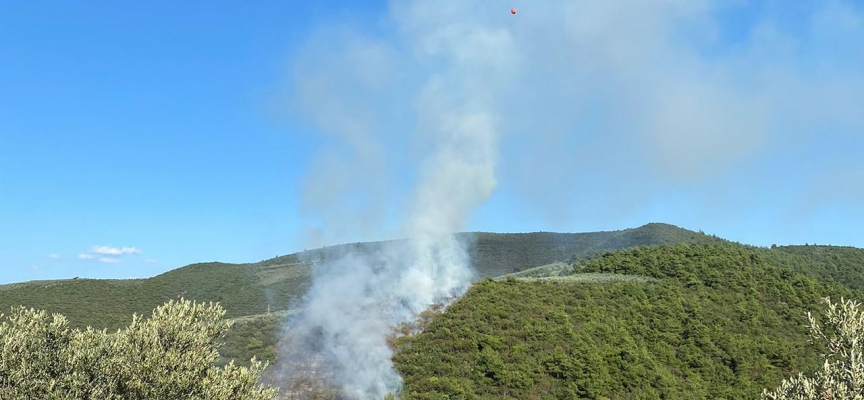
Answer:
[2,0,863,284]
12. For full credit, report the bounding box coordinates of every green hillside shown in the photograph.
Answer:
[3,224,863,398]
[228,241,864,388]
[0,260,312,331]
[391,243,861,399]
[0,223,711,331]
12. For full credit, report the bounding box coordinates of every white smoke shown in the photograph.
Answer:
[275,2,518,398]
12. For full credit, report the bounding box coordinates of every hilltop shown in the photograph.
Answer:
[0,223,715,331]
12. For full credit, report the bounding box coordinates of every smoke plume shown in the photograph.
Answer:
[275,2,518,398]
[274,0,864,397]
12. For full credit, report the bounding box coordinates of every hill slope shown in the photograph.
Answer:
[0,260,312,331]
[391,243,861,399]
[0,223,714,331]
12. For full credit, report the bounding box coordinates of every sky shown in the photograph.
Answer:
[1,0,863,285]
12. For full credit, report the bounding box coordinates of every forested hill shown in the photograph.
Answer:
[392,242,863,399]
[0,223,713,331]
[3,224,864,398]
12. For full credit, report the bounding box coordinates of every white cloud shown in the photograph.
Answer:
[91,246,141,256]
[48,254,60,259]
[77,245,141,263]
[145,259,157,264]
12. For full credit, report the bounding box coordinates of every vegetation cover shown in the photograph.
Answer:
[763,245,864,291]
[0,299,277,400]
[762,297,864,399]
[391,243,861,399]
[0,260,312,333]
[4,225,864,399]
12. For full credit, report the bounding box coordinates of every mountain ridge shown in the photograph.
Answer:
[0,223,719,331]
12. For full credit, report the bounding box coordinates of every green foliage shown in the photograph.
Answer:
[0,299,278,400]
[4,223,861,391]
[219,312,287,367]
[764,245,864,291]
[392,243,860,399]
[763,297,864,399]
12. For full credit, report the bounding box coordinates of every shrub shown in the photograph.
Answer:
[762,297,864,399]
[0,298,278,400]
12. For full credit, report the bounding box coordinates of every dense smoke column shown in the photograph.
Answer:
[275,2,520,398]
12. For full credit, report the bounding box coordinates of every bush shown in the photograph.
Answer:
[762,297,864,399]
[0,298,278,400]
